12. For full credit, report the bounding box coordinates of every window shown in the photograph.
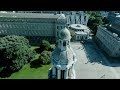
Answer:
[63,41,66,46]
[79,16,81,19]
[68,69,70,77]
[60,40,61,44]
[56,68,57,78]
[61,26,62,29]
[84,16,86,22]
[77,36,79,40]
[67,41,69,45]
[75,19,76,24]
[57,26,59,29]
[56,41,58,46]
[61,70,65,79]
[70,17,71,21]
[57,31,58,36]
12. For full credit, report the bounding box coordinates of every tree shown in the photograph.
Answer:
[69,30,76,41]
[39,51,51,65]
[39,40,51,52]
[87,12,103,35]
[0,35,30,47]
[102,17,109,25]
[0,35,36,73]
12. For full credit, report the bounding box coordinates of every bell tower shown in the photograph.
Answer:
[48,27,77,79]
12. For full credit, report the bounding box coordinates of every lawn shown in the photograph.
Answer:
[8,63,51,79]
[6,46,52,79]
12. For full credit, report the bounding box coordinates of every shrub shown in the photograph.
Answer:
[0,35,36,72]
[39,51,51,65]
[39,40,51,52]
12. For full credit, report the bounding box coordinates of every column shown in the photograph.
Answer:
[52,66,56,78]
[64,69,68,79]
[57,70,61,79]
[72,65,76,79]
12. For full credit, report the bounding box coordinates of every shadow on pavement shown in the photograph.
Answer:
[83,40,120,67]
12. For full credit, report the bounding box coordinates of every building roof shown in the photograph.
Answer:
[51,47,75,65]
[75,31,88,35]
[0,12,63,19]
[69,24,89,30]
[57,14,66,19]
[59,28,71,40]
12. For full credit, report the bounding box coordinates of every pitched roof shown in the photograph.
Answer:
[0,12,63,19]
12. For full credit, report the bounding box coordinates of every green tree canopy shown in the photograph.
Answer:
[87,12,103,35]
[39,51,51,65]
[39,40,51,52]
[0,35,36,72]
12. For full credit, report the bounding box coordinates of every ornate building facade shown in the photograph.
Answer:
[95,25,120,57]
[17,11,90,26]
[48,27,77,79]
[0,12,67,45]
[68,24,90,41]
[95,12,120,58]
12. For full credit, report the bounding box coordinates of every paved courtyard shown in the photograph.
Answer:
[70,39,120,79]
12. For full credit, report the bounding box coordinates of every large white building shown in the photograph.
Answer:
[48,27,77,79]
[68,24,90,41]
[95,12,120,58]
[96,11,109,17]
[19,11,90,26]
[95,25,120,57]
[0,12,67,45]
[62,11,90,26]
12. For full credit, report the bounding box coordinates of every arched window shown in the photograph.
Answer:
[84,16,86,22]
[67,41,69,45]
[63,41,66,46]
[61,70,65,79]
[56,68,57,78]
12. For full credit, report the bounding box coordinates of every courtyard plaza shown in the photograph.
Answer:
[70,38,120,79]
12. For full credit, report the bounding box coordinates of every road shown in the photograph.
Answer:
[70,40,120,79]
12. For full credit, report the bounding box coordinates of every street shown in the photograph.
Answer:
[70,40,120,79]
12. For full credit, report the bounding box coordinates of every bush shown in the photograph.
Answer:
[87,12,103,35]
[0,35,30,47]
[39,40,51,52]
[39,51,51,65]
[0,35,36,72]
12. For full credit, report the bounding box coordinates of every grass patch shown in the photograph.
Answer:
[2,46,52,79]
[8,63,51,79]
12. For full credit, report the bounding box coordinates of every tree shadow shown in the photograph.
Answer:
[0,68,13,78]
[34,48,44,54]
[30,59,42,68]
[83,40,120,67]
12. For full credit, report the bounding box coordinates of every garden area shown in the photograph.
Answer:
[0,35,55,79]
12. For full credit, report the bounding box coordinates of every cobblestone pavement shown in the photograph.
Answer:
[70,40,120,79]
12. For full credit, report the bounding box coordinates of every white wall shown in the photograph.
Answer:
[96,26,120,57]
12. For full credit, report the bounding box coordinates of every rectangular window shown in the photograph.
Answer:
[70,17,71,21]
[84,16,86,22]
[57,26,59,29]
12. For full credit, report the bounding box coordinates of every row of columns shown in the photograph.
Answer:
[52,66,69,79]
